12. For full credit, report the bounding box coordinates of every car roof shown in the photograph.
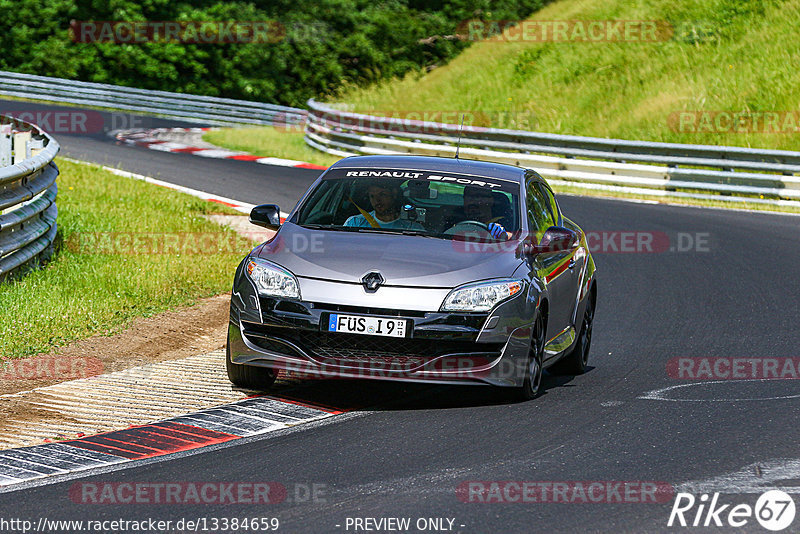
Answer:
[328,155,527,183]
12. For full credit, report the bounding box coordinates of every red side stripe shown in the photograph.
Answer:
[545,262,570,283]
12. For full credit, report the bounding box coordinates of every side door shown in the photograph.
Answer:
[525,178,574,344]
[538,182,583,329]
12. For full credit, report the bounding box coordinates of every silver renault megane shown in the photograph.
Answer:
[226,155,597,400]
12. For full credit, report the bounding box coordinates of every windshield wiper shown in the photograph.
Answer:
[298,224,341,231]
[300,225,442,238]
[399,230,440,238]
[353,227,442,238]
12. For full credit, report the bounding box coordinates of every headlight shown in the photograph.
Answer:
[440,279,523,312]
[245,258,301,299]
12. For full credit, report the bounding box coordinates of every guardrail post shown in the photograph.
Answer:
[0,124,10,167]
[27,138,44,159]
[12,131,31,164]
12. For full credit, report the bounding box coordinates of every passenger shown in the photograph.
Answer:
[344,180,425,230]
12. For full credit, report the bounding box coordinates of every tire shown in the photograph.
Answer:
[225,339,277,390]
[550,294,595,376]
[511,311,545,401]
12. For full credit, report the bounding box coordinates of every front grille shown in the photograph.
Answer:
[298,331,493,359]
[242,321,503,370]
[312,349,425,370]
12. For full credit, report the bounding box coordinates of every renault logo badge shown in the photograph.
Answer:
[361,271,384,292]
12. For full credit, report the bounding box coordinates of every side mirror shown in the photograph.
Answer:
[250,204,282,230]
[524,226,580,255]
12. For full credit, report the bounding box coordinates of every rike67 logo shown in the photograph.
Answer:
[668,490,796,531]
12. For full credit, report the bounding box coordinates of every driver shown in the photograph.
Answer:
[344,180,425,230]
[458,185,508,240]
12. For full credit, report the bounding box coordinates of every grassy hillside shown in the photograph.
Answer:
[341,0,800,150]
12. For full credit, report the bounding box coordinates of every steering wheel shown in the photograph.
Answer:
[444,220,493,237]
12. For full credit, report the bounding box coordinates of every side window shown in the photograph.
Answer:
[537,184,559,227]
[525,180,551,242]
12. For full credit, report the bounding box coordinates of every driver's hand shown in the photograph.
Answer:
[487,222,506,239]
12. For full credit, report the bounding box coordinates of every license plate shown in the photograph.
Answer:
[326,314,408,338]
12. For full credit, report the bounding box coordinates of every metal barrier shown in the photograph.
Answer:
[0,115,59,281]
[305,100,800,205]
[0,70,306,127]
[3,69,799,205]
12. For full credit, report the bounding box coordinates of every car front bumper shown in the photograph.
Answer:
[228,267,535,388]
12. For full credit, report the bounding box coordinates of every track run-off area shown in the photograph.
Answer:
[0,99,798,533]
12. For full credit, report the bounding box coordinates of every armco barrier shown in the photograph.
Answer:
[3,69,799,206]
[304,100,800,205]
[0,70,306,127]
[0,114,59,281]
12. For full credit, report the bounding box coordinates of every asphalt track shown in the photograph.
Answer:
[1,99,799,533]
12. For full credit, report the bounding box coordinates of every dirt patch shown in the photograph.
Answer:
[0,214,274,446]
[0,293,232,396]
[0,215,275,398]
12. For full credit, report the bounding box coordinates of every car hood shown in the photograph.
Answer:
[254,223,524,288]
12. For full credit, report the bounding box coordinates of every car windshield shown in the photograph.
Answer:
[290,167,521,241]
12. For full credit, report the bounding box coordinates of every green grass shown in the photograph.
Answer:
[0,158,252,360]
[340,0,800,151]
[203,126,341,167]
